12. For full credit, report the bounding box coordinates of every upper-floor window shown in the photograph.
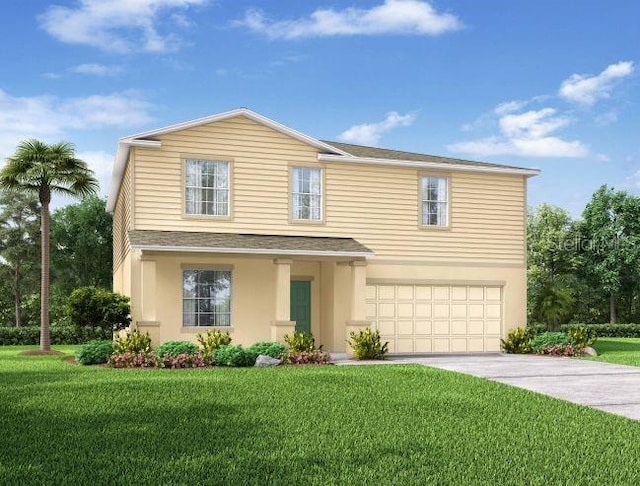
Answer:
[421,176,449,227]
[292,167,322,221]
[185,159,229,216]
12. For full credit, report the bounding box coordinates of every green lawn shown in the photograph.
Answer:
[590,337,640,366]
[2,346,640,484]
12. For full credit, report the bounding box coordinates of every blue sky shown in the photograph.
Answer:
[1,0,638,215]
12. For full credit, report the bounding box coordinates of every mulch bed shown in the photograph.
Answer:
[19,350,65,356]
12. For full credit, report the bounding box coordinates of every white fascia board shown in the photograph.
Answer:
[120,108,350,156]
[130,244,374,259]
[105,139,162,212]
[317,154,541,177]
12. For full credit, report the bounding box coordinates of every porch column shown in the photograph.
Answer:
[136,257,160,341]
[271,258,295,343]
[346,260,370,349]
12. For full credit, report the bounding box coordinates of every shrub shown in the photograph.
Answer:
[287,350,332,365]
[155,340,199,358]
[113,330,152,355]
[213,345,255,367]
[0,325,111,345]
[246,342,287,360]
[75,340,114,365]
[560,323,640,338]
[66,287,131,332]
[284,332,318,353]
[527,323,548,335]
[196,329,232,357]
[531,332,575,356]
[347,327,388,360]
[159,352,210,369]
[501,327,535,354]
[108,352,158,368]
[566,326,597,349]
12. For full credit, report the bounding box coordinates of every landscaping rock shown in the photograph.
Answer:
[254,355,281,367]
[582,346,598,356]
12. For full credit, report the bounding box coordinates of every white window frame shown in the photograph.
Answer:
[420,175,449,227]
[184,159,230,217]
[182,269,232,327]
[291,166,323,222]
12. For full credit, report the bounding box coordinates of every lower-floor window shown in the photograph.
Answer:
[183,269,232,326]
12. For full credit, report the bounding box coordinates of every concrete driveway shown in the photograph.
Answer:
[335,353,640,420]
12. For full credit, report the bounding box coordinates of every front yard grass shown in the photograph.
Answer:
[590,337,640,366]
[2,345,640,484]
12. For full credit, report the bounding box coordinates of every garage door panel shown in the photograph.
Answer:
[434,320,450,335]
[486,304,501,319]
[469,304,484,318]
[415,320,431,334]
[397,321,414,335]
[379,286,396,300]
[434,304,450,318]
[451,304,467,318]
[415,303,431,318]
[433,338,450,352]
[379,303,395,318]
[434,287,450,301]
[451,320,467,335]
[396,338,415,353]
[485,320,501,335]
[367,283,503,354]
[415,286,432,301]
[468,320,485,334]
[415,338,432,353]
[378,320,396,335]
[398,303,414,318]
[366,285,377,300]
[468,338,485,352]
[485,337,501,352]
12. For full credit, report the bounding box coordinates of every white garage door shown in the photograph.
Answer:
[366,283,502,353]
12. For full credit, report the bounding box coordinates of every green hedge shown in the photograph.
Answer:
[0,326,112,345]
[560,323,640,338]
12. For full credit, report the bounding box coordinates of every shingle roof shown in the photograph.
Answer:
[128,230,373,257]
[323,140,531,171]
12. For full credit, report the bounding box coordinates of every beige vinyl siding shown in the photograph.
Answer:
[133,115,526,265]
[113,156,133,272]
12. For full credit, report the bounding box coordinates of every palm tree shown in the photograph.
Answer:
[0,140,98,351]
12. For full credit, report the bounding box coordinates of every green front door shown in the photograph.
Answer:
[290,280,311,334]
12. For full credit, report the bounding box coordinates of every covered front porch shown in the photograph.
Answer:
[125,230,373,352]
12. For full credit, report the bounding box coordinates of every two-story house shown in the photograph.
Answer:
[107,108,539,354]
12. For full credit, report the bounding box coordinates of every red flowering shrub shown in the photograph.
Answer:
[536,344,576,356]
[108,351,158,368]
[286,350,332,365]
[108,351,213,368]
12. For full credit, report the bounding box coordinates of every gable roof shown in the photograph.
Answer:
[323,141,532,172]
[106,108,540,212]
[106,108,348,211]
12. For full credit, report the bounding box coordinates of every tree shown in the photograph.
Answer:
[0,191,40,326]
[51,196,113,296]
[0,140,98,351]
[527,204,577,328]
[577,185,640,323]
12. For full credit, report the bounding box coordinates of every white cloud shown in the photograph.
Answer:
[72,63,123,76]
[338,112,417,146]
[236,0,462,40]
[594,110,618,126]
[39,0,208,53]
[76,151,114,196]
[558,61,635,105]
[448,108,588,158]
[0,88,154,159]
[494,100,528,115]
